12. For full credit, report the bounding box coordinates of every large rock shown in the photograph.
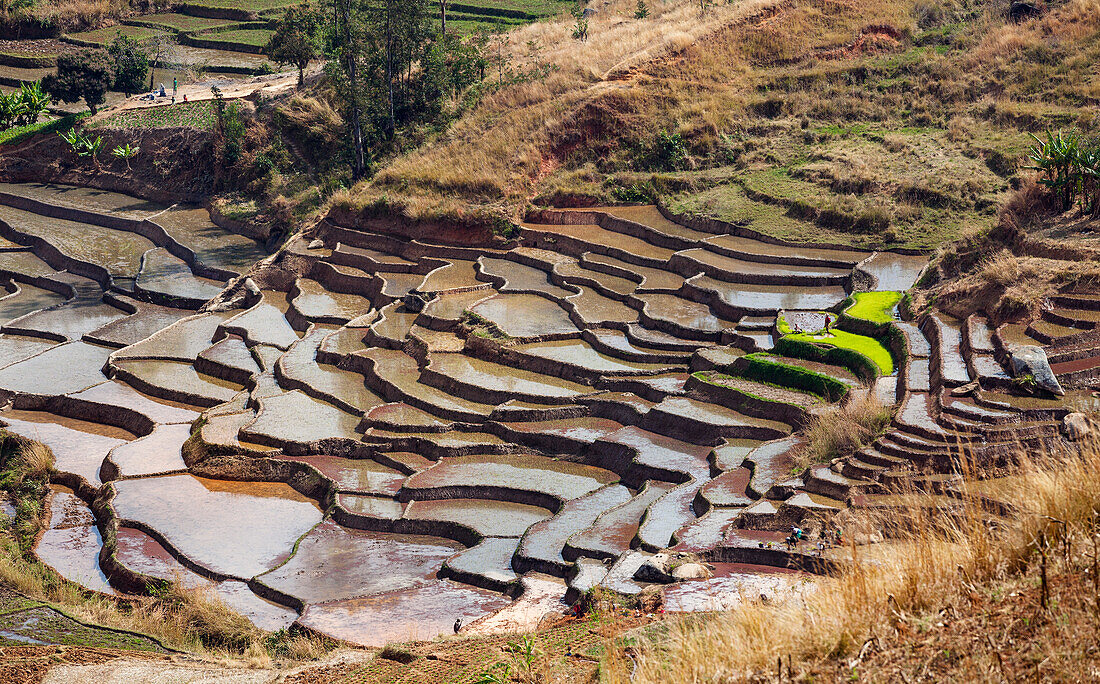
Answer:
[1010,345,1064,396]
[1064,412,1090,441]
[633,552,712,583]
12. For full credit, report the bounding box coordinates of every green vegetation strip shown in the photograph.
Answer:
[734,353,849,402]
[845,291,902,324]
[0,112,89,147]
[64,25,166,46]
[779,329,893,376]
[88,101,217,131]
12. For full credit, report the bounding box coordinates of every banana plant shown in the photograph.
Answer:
[111,143,140,171]
[0,91,27,131]
[1027,130,1081,210]
[16,81,49,127]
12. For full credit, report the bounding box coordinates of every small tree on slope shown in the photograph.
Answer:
[265,4,323,87]
[42,50,113,115]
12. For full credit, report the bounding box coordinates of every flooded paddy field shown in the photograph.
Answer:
[10,185,1060,649]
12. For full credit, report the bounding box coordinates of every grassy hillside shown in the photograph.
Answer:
[338,0,1099,250]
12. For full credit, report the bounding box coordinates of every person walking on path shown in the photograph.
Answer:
[173,78,178,97]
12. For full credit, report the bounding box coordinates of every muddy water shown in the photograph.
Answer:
[661,562,805,612]
[515,339,667,374]
[525,223,676,263]
[68,380,201,425]
[672,508,744,552]
[636,293,736,333]
[0,250,57,279]
[224,291,299,350]
[112,474,322,579]
[479,258,573,298]
[358,348,495,417]
[403,499,551,537]
[36,487,117,595]
[584,253,684,291]
[860,252,929,291]
[107,423,190,478]
[568,482,673,558]
[421,289,493,322]
[115,525,207,589]
[591,205,714,242]
[87,305,193,348]
[0,334,55,369]
[420,259,482,292]
[653,396,790,438]
[468,293,576,338]
[338,493,406,519]
[199,334,260,380]
[556,260,638,297]
[245,390,362,444]
[502,417,623,447]
[0,183,161,219]
[115,311,233,362]
[744,437,803,493]
[428,353,591,400]
[637,481,700,550]
[2,410,133,485]
[704,233,869,265]
[0,283,66,325]
[0,205,155,278]
[448,537,518,585]
[113,358,242,406]
[694,276,849,312]
[280,328,384,413]
[367,401,451,430]
[298,579,511,647]
[405,453,617,501]
[602,426,712,479]
[278,455,405,495]
[377,272,425,299]
[258,520,461,604]
[370,302,418,343]
[137,248,225,303]
[293,279,371,322]
[679,248,850,281]
[10,296,129,342]
[566,286,638,325]
[154,205,267,275]
[520,484,632,566]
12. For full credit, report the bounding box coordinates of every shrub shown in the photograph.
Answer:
[634,0,649,18]
[107,33,149,96]
[42,49,114,115]
[797,393,895,472]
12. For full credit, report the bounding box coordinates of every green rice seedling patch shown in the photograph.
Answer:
[845,291,902,325]
[782,328,894,376]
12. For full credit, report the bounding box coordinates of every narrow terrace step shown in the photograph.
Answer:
[564,482,673,562]
[581,253,685,292]
[521,222,676,268]
[1041,306,1100,330]
[1051,294,1100,311]
[1026,318,1088,346]
[923,313,971,388]
[516,484,632,576]
[802,465,880,500]
[667,248,851,286]
[637,480,702,552]
[643,395,791,445]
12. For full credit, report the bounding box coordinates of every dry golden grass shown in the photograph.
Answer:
[605,421,1100,682]
[796,394,895,472]
[17,442,53,482]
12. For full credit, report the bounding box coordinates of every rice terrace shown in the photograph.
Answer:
[0,0,1098,680]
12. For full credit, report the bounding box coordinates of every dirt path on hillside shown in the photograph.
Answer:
[86,67,317,125]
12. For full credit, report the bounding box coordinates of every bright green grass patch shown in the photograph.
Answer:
[199,29,274,47]
[88,101,216,131]
[126,13,242,33]
[845,291,902,324]
[64,25,165,45]
[783,329,894,375]
[0,112,89,147]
